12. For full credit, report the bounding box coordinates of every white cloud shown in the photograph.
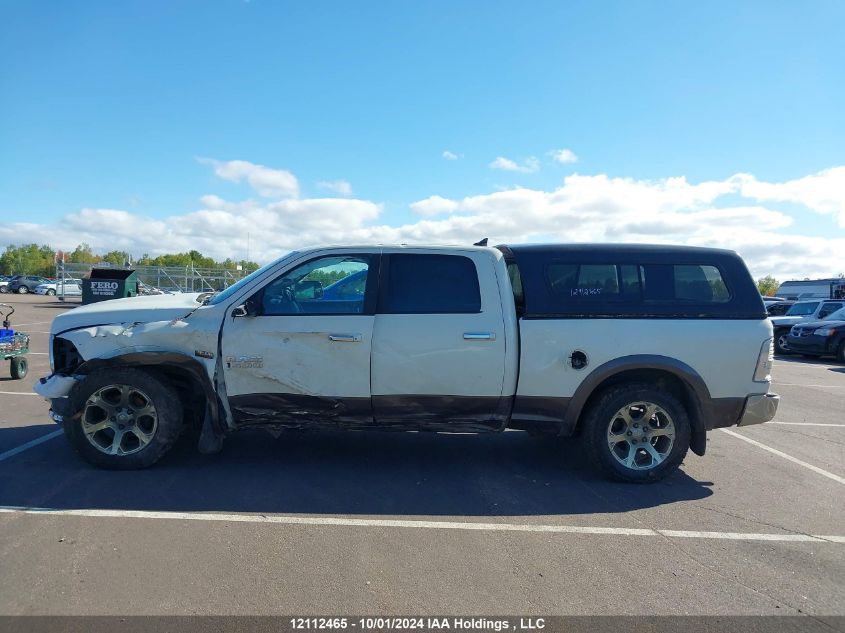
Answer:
[489,156,540,173]
[316,180,352,196]
[410,195,460,216]
[442,150,460,160]
[2,161,844,280]
[198,158,299,198]
[549,148,578,164]
[733,167,845,226]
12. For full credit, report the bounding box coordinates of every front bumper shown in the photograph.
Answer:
[737,393,779,427]
[786,334,836,355]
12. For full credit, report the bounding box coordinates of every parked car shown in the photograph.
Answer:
[37,243,777,483]
[7,275,51,294]
[320,269,368,301]
[35,281,83,297]
[786,306,845,362]
[771,299,845,354]
[762,296,786,307]
[0,276,10,293]
[766,300,795,316]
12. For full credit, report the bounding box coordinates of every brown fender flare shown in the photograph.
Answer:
[561,354,712,456]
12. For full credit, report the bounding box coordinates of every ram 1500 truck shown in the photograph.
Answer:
[37,244,779,482]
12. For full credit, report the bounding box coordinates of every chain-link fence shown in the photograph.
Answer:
[54,261,250,300]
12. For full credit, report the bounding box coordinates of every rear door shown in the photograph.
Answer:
[371,250,508,430]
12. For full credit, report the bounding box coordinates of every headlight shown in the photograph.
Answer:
[815,328,837,337]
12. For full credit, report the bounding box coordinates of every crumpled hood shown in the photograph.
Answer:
[51,293,204,335]
[770,315,806,327]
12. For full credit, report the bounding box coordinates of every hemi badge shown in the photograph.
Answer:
[195,350,215,359]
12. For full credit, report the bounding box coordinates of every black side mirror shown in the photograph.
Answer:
[232,297,259,318]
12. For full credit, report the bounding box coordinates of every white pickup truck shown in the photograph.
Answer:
[38,243,778,482]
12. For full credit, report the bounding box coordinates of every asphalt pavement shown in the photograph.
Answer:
[0,293,842,617]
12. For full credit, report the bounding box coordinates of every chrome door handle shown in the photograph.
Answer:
[328,333,362,343]
[463,332,495,340]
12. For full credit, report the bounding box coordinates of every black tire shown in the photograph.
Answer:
[0,286,7,293]
[46,289,56,296]
[64,368,183,469]
[774,329,792,355]
[10,357,27,379]
[837,341,845,364]
[582,382,691,483]
[16,286,28,294]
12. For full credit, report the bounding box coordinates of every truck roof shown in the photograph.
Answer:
[500,243,739,257]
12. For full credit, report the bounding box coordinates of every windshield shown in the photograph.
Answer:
[207,253,298,306]
[785,301,819,316]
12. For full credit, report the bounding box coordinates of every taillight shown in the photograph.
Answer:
[753,337,774,383]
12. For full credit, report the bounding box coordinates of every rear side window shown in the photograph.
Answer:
[641,264,730,303]
[546,263,639,300]
[819,302,845,318]
[381,254,481,314]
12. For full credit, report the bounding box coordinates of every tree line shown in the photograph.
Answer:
[0,243,259,277]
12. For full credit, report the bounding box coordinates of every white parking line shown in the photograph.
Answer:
[12,321,51,327]
[721,428,845,485]
[0,430,62,462]
[770,421,845,427]
[0,391,39,396]
[0,505,841,544]
[776,383,845,388]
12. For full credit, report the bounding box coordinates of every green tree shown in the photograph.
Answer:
[757,275,780,296]
[101,250,132,267]
[68,243,99,264]
[0,243,55,276]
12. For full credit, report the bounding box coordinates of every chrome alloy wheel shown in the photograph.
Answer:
[777,333,790,352]
[82,384,158,455]
[606,401,675,471]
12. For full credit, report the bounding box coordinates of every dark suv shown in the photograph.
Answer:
[786,306,845,363]
[7,275,51,294]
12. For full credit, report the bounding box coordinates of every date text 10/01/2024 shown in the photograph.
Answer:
[290,618,546,631]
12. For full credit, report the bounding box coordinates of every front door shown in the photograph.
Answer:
[371,251,507,430]
[221,252,379,428]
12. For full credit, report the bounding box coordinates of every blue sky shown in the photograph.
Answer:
[1,0,844,278]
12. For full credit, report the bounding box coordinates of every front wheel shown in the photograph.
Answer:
[774,329,792,355]
[837,341,845,364]
[64,368,184,469]
[0,286,7,293]
[17,286,28,294]
[582,383,691,483]
[46,289,56,296]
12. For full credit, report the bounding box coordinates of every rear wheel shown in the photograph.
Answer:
[582,383,691,483]
[46,289,56,296]
[774,329,792,355]
[837,341,845,364]
[64,368,183,469]
[17,286,28,294]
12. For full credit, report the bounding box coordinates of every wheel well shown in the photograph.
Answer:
[574,368,705,438]
[128,365,208,431]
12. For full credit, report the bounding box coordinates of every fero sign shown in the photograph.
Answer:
[82,269,139,305]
